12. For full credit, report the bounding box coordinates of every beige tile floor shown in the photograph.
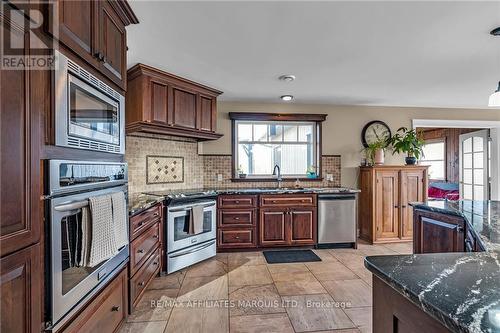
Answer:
[120,240,413,333]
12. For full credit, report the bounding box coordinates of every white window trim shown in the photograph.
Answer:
[234,120,319,178]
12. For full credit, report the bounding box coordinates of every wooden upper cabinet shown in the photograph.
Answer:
[375,170,400,240]
[52,0,138,90]
[172,87,197,129]
[97,0,127,89]
[0,244,42,333]
[358,165,428,244]
[0,18,42,256]
[126,64,223,140]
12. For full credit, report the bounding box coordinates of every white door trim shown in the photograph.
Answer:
[412,119,500,129]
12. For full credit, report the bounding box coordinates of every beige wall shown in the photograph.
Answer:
[200,102,500,188]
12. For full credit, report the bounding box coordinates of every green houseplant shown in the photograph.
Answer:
[388,127,425,165]
[362,139,388,165]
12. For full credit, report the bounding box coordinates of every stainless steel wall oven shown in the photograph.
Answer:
[45,160,129,331]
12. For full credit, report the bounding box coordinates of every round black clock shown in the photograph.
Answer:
[361,120,391,147]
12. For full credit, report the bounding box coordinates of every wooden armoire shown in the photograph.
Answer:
[358,165,429,244]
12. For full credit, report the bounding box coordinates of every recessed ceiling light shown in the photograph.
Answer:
[490,27,500,36]
[280,95,294,101]
[279,75,296,82]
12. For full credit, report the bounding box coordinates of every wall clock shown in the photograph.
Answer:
[361,121,391,147]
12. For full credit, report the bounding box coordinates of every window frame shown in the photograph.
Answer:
[419,138,447,181]
[229,112,327,181]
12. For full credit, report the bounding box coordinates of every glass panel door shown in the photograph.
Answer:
[460,130,490,200]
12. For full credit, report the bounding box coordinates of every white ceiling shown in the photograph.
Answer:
[127,1,500,109]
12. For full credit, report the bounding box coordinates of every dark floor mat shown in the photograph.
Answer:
[263,249,322,264]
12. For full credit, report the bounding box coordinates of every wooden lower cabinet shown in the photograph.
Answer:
[59,268,128,333]
[259,209,288,246]
[0,243,42,333]
[259,207,316,247]
[373,276,451,333]
[413,209,465,254]
[359,166,428,244]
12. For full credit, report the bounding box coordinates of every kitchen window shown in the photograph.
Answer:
[230,113,326,179]
[420,140,446,180]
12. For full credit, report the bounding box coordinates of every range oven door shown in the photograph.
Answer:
[167,200,216,253]
[49,185,129,327]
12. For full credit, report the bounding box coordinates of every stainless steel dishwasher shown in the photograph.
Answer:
[317,193,357,248]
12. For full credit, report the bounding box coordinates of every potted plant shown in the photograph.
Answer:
[362,139,388,165]
[388,127,425,165]
[306,165,317,178]
[236,165,247,178]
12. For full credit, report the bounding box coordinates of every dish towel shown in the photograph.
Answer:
[88,194,118,267]
[189,205,204,235]
[111,191,128,250]
[78,206,91,267]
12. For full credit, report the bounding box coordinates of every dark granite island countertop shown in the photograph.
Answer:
[365,252,500,333]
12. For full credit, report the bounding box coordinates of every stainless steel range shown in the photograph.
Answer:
[144,189,217,274]
[45,160,129,331]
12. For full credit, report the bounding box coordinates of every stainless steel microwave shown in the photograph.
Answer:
[54,51,125,154]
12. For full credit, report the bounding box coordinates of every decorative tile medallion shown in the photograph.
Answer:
[146,155,184,184]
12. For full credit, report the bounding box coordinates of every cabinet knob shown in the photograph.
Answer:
[153,261,159,266]
[111,305,120,312]
[235,200,240,204]
[235,236,240,239]
[153,234,159,239]
[138,249,144,254]
[234,217,240,220]
[154,212,159,217]
[138,281,145,287]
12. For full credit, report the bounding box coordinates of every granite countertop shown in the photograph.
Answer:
[410,200,500,252]
[128,193,165,216]
[365,252,500,333]
[130,187,360,215]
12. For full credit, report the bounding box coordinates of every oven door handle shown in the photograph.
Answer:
[169,240,215,258]
[168,202,215,213]
[54,200,89,212]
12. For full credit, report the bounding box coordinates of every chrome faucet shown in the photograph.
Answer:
[272,164,283,188]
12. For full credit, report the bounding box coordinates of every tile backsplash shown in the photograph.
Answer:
[126,135,341,194]
[126,135,204,194]
[203,154,341,189]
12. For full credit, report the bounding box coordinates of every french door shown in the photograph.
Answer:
[459,130,490,200]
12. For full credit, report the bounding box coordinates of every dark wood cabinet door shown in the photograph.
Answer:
[150,79,169,124]
[375,171,400,241]
[56,0,98,66]
[400,170,426,240]
[171,87,197,129]
[98,0,127,89]
[199,95,214,132]
[1,17,41,256]
[0,244,42,333]
[414,210,465,254]
[290,208,316,245]
[259,209,288,246]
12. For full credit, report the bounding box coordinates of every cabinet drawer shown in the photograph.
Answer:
[218,195,257,208]
[130,223,160,275]
[61,268,127,333]
[260,194,316,207]
[218,209,255,227]
[218,229,256,248]
[130,248,161,308]
[130,204,162,241]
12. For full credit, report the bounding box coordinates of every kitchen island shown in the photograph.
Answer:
[365,200,500,333]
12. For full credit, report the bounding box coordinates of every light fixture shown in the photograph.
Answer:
[279,75,296,82]
[280,95,294,101]
[491,27,500,36]
[489,82,500,107]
